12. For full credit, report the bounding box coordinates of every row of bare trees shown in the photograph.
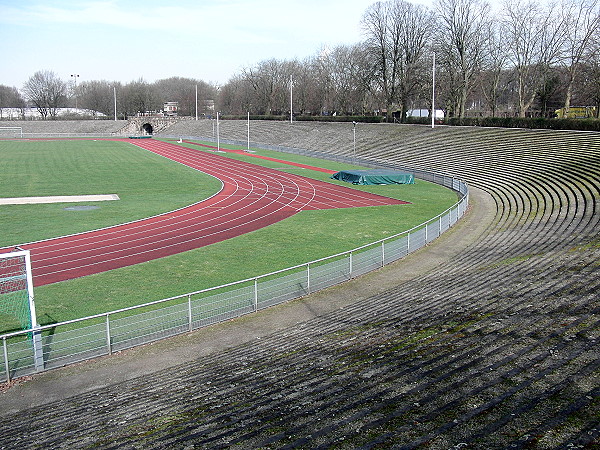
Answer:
[1,72,218,120]
[225,0,600,119]
[1,0,599,121]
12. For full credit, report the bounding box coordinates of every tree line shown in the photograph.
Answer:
[1,0,599,121]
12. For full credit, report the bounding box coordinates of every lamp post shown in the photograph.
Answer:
[113,86,117,121]
[71,74,79,110]
[431,53,436,129]
[289,75,293,124]
[353,121,357,161]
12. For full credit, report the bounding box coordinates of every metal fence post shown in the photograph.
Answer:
[253,278,258,312]
[105,314,112,356]
[188,294,193,332]
[307,263,311,295]
[381,241,385,267]
[32,328,44,372]
[349,252,353,279]
[3,337,9,382]
[407,232,411,254]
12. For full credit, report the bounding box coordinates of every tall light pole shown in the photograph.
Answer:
[431,53,436,129]
[217,111,220,151]
[195,84,198,121]
[71,74,79,110]
[353,121,357,161]
[289,74,293,124]
[247,111,250,151]
[113,86,117,121]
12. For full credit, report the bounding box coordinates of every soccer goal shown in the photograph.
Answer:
[0,127,23,138]
[0,249,43,373]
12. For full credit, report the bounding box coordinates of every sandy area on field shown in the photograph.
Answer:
[0,194,120,205]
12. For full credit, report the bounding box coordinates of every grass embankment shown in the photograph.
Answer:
[0,139,458,332]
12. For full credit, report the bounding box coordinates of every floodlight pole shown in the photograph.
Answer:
[217,111,220,151]
[431,53,436,129]
[290,75,293,124]
[195,85,198,121]
[247,111,250,150]
[71,74,79,110]
[353,121,357,161]
[113,86,117,121]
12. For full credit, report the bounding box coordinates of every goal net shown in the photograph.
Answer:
[0,127,23,138]
[0,249,37,330]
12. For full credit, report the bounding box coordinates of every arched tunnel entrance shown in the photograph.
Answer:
[141,123,154,135]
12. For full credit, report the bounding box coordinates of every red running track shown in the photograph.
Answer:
[4,139,408,286]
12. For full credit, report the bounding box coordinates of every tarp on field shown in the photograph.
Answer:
[330,169,415,185]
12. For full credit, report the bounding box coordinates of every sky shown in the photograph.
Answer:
[2,0,438,89]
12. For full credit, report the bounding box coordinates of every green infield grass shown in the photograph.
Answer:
[0,138,459,333]
[0,139,221,247]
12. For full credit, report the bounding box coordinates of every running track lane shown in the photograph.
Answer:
[5,139,409,286]
[179,140,339,174]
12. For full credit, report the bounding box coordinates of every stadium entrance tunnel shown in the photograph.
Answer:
[142,123,154,135]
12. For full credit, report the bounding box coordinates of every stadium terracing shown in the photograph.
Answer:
[0,119,598,448]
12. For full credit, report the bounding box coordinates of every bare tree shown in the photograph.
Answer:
[77,80,119,117]
[219,74,249,115]
[0,85,26,119]
[242,59,289,115]
[152,77,217,117]
[121,78,157,115]
[22,70,67,119]
[435,0,490,118]
[586,59,600,116]
[479,17,510,116]
[316,44,371,115]
[362,1,393,119]
[560,0,600,112]
[332,45,367,115]
[292,54,326,115]
[502,0,566,117]
[362,0,434,121]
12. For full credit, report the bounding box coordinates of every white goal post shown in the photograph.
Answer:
[0,127,23,138]
[0,249,43,372]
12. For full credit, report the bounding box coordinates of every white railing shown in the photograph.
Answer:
[0,141,468,382]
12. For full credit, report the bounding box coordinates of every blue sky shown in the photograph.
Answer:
[2,0,423,89]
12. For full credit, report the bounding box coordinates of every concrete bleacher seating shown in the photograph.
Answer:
[0,120,126,135]
[0,120,598,447]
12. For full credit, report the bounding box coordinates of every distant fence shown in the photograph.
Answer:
[0,138,469,382]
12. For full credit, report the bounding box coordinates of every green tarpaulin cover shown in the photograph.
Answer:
[331,169,415,185]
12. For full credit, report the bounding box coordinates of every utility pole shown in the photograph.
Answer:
[290,75,293,123]
[71,74,79,110]
[431,53,436,129]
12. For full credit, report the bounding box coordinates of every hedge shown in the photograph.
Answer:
[446,116,600,132]
[219,114,599,131]
[220,114,385,123]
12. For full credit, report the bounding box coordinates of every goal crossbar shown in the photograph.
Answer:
[0,127,23,138]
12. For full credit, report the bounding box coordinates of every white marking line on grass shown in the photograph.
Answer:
[0,194,120,205]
